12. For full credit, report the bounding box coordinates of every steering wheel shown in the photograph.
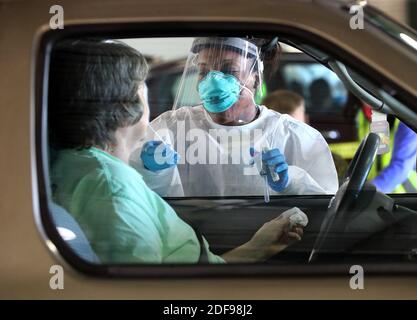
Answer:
[309,133,380,261]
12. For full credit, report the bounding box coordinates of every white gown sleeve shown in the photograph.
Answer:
[272,115,339,195]
[285,134,338,195]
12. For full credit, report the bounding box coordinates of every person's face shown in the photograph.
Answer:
[197,48,258,125]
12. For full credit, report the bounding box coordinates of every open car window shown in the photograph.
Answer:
[37,28,417,277]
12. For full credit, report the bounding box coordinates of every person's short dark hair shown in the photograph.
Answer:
[48,39,149,150]
[262,90,304,115]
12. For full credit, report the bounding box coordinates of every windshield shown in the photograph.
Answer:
[365,6,417,52]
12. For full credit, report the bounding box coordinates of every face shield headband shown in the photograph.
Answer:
[172,37,263,114]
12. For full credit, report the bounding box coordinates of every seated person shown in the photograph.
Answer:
[48,39,304,264]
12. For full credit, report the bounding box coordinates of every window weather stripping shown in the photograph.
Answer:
[328,60,392,115]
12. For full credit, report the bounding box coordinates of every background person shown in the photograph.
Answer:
[356,103,417,192]
[309,78,332,112]
[262,89,306,122]
[372,122,417,193]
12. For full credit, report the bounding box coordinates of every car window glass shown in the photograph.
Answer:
[41,35,417,274]
[279,63,348,114]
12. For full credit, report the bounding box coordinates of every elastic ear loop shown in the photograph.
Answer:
[246,37,279,105]
[235,56,262,124]
[235,38,278,123]
[241,51,262,102]
[241,48,261,89]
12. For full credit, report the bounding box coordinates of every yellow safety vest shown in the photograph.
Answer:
[255,82,268,104]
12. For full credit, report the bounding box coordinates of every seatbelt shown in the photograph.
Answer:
[182,217,209,264]
[194,225,209,264]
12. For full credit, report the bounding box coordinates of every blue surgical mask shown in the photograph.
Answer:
[198,71,241,113]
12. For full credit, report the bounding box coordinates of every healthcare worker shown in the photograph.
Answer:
[49,39,304,264]
[372,122,417,193]
[130,37,338,197]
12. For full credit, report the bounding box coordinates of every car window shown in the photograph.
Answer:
[39,33,417,276]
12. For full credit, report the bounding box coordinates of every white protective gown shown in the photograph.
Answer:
[130,105,339,197]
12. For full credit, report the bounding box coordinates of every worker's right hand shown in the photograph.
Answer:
[140,140,180,172]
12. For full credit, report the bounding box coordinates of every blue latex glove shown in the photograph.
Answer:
[262,148,289,192]
[140,140,180,172]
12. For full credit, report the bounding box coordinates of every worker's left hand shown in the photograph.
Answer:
[262,148,289,192]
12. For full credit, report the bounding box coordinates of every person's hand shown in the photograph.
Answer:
[140,140,180,172]
[247,216,303,261]
[262,148,289,192]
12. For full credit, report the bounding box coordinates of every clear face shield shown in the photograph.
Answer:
[172,37,263,126]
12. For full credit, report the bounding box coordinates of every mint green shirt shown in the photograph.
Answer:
[51,147,224,264]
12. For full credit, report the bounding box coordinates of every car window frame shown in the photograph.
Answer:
[33,21,417,278]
